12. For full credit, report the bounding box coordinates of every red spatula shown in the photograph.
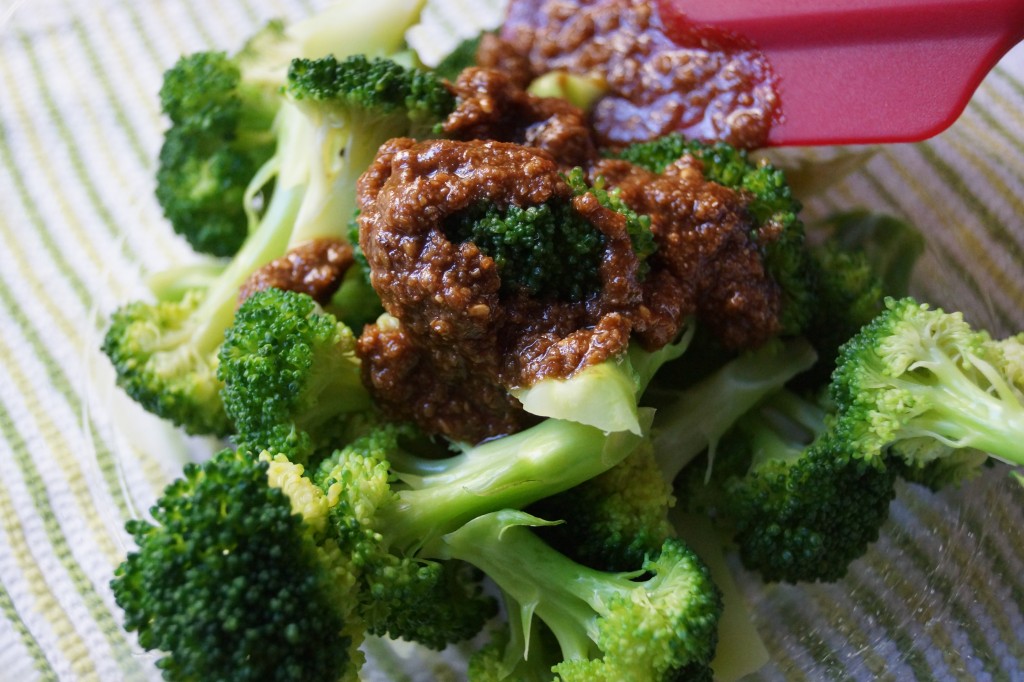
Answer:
[656,0,1024,146]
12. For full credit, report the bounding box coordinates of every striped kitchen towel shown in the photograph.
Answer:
[0,0,1022,680]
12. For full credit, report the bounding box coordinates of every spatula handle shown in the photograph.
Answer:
[657,0,1024,145]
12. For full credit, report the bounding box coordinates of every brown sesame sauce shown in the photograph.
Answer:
[487,0,779,149]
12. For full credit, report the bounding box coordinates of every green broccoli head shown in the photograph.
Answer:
[442,167,654,302]
[111,449,362,682]
[156,45,283,257]
[611,134,813,336]
[101,291,231,436]
[831,296,1024,472]
[724,432,899,584]
[443,197,605,301]
[794,242,885,389]
[678,388,901,584]
[217,288,374,464]
[361,558,497,650]
[528,438,676,572]
[286,54,455,135]
[431,510,722,682]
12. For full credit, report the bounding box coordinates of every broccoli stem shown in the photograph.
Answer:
[380,413,652,553]
[652,337,818,482]
[513,324,694,435]
[188,184,304,353]
[745,389,828,469]
[896,350,1024,466]
[427,510,616,660]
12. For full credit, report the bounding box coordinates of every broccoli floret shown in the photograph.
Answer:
[612,134,813,335]
[442,166,653,302]
[217,288,374,464]
[154,2,434,257]
[433,33,485,81]
[155,44,282,257]
[284,54,455,247]
[427,510,723,681]
[313,415,648,648]
[101,178,303,435]
[679,390,900,583]
[830,296,1024,474]
[529,439,676,572]
[111,449,362,682]
[813,210,925,298]
[795,243,885,388]
[104,55,451,435]
[444,198,604,301]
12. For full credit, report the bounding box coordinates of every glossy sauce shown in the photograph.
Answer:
[493,0,779,148]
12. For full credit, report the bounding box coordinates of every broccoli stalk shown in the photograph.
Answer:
[652,336,818,481]
[425,509,723,681]
[512,322,694,436]
[313,415,649,648]
[831,296,1024,473]
[111,449,364,682]
[363,412,652,553]
[468,590,563,681]
[520,336,816,573]
[103,55,454,436]
[516,333,811,573]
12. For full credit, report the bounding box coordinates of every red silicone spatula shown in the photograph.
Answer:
[656,0,1024,146]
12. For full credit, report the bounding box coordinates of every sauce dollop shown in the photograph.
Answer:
[488,0,779,148]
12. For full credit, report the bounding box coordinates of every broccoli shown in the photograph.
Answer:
[311,426,495,650]
[443,167,654,302]
[527,71,609,112]
[830,296,1024,475]
[468,593,563,681]
[528,438,676,572]
[611,134,813,335]
[217,288,375,464]
[521,336,816,573]
[651,336,819,480]
[111,449,363,682]
[155,43,283,257]
[426,509,723,681]
[512,318,693,437]
[679,389,901,583]
[794,242,885,388]
[813,210,925,299]
[145,260,228,302]
[671,296,1024,584]
[432,33,485,81]
[154,1,435,256]
[103,55,453,435]
[284,54,455,247]
[313,414,649,648]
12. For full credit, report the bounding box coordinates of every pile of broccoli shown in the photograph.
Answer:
[105,3,1024,681]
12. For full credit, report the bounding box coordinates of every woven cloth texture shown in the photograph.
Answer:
[1,1,1022,679]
